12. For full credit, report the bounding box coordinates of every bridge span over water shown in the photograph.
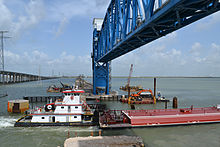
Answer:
[92,0,220,94]
[0,70,53,84]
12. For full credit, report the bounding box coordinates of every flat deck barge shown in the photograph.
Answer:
[99,105,220,129]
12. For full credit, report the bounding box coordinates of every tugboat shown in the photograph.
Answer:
[15,87,96,127]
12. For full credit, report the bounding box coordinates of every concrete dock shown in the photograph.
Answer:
[64,136,144,147]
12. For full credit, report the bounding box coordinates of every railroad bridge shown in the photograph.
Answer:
[92,0,220,94]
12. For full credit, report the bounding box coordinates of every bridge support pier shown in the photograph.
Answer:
[92,19,110,95]
[1,72,5,83]
[13,73,16,83]
[93,61,110,95]
[6,73,8,83]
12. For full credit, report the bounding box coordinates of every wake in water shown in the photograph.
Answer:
[0,116,17,128]
[33,126,100,133]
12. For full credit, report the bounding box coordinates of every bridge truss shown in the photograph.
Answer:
[92,0,220,94]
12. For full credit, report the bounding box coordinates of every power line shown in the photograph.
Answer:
[0,31,11,72]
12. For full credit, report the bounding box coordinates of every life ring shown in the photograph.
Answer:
[45,104,55,111]
[47,105,52,109]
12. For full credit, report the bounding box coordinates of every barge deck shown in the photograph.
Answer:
[99,106,220,129]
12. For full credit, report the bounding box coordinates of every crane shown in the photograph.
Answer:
[120,64,142,92]
[127,64,133,88]
[127,64,133,100]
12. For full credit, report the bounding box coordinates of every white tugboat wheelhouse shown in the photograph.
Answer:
[15,88,94,127]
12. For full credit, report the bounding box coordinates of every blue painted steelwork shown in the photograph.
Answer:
[94,0,220,62]
[92,0,220,94]
[92,19,110,94]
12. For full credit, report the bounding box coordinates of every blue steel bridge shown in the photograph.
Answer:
[92,0,220,94]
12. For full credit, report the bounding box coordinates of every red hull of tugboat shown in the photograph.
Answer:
[99,106,220,129]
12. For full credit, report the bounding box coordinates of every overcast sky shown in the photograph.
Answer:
[0,0,220,77]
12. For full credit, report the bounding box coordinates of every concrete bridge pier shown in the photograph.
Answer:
[13,73,16,83]
[6,73,8,83]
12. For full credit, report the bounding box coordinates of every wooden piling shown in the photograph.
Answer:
[165,101,168,109]
[173,97,178,108]
[153,78,157,104]
[131,104,135,110]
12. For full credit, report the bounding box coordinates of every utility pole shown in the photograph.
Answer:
[0,31,10,72]
[0,31,10,84]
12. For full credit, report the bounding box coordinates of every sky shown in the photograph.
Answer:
[0,0,220,77]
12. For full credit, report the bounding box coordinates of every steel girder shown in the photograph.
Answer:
[92,28,110,94]
[94,0,220,62]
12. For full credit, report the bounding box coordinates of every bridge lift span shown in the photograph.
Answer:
[92,0,220,95]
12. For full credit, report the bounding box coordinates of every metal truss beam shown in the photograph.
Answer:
[92,22,110,95]
[93,0,220,62]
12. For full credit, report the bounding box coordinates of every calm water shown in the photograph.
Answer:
[0,77,220,147]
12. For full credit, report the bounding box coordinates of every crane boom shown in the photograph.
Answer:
[127,64,133,87]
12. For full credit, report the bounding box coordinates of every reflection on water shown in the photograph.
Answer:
[0,78,220,147]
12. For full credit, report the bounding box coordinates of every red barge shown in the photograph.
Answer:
[99,105,220,129]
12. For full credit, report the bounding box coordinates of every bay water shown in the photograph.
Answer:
[0,77,220,147]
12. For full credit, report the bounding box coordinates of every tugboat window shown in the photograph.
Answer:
[41,117,45,119]
[75,106,78,109]
[74,116,77,118]
[61,106,64,109]
[52,116,55,122]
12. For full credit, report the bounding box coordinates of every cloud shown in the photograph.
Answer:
[4,49,91,76]
[55,17,68,37]
[0,0,13,30]
[4,50,20,62]
[46,0,109,37]
[113,43,184,76]
[112,40,220,77]
[1,0,220,77]
[4,41,220,77]
[190,42,202,56]
[196,11,220,30]
[0,0,45,39]
[49,0,108,20]
[0,0,109,38]
[205,43,220,65]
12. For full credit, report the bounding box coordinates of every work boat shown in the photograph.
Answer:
[15,89,95,127]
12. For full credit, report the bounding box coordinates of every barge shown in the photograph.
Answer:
[120,89,169,104]
[99,105,220,129]
[15,88,98,127]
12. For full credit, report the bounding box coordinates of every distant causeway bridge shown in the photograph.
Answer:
[0,70,54,84]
